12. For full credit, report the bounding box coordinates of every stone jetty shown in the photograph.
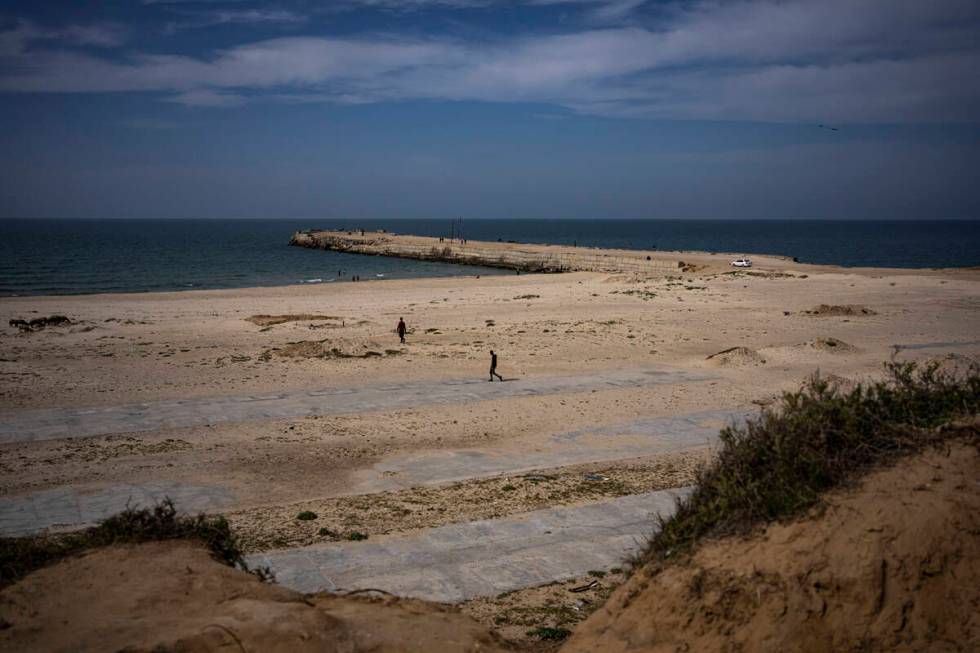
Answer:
[289,229,686,274]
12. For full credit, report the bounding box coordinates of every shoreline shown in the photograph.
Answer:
[4,244,979,303]
[2,264,978,413]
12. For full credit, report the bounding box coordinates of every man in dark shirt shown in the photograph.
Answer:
[489,350,503,381]
[397,318,407,344]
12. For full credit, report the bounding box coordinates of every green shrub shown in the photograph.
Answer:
[0,499,257,588]
[296,511,317,521]
[647,361,979,562]
[528,626,572,641]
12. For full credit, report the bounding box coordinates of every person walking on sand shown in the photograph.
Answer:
[489,350,503,381]
[397,317,407,344]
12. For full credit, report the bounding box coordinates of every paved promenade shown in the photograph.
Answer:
[0,409,742,536]
[0,367,708,443]
[248,488,691,602]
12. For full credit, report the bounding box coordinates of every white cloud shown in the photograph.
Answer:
[1,0,979,122]
[527,0,649,23]
[344,0,496,8]
[142,0,245,4]
[163,9,308,32]
[0,19,126,55]
[61,24,127,47]
[167,88,246,106]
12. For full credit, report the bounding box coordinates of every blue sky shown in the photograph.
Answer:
[1,0,978,219]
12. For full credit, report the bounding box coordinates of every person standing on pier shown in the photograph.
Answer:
[397,317,407,344]
[489,350,503,381]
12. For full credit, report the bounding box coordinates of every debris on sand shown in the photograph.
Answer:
[268,339,389,360]
[569,580,600,593]
[8,315,72,332]
[245,314,342,327]
[803,304,876,317]
[705,346,766,366]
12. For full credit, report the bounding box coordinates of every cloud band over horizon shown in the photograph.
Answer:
[2,0,979,123]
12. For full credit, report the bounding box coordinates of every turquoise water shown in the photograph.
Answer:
[1,219,978,296]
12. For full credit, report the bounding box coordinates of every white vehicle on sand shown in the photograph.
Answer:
[731,258,752,268]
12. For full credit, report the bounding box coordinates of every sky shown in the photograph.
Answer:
[1,0,979,220]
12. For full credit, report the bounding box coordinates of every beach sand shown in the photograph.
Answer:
[2,259,978,514]
[1,255,978,646]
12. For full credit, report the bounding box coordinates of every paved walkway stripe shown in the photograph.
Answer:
[0,367,709,444]
[0,482,231,538]
[345,409,748,495]
[248,488,692,603]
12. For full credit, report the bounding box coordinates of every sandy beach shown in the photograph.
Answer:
[2,253,979,510]
[2,251,978,645]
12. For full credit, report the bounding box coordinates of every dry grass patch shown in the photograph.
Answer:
[802,304,876,317]
[245,314,342,327]
[266,339,394,360]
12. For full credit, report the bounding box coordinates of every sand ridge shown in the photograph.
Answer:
[563,441,980,653]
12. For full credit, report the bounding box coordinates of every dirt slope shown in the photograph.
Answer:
[0,541,506,653]
[2,445,976,652]
[563,442,980,653]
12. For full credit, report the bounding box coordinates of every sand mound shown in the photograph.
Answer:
[706,346,767,367]
[270,339,397,360]
[803,304,877,317]
[802,337,856,353]
[0,541,506,653]
[246,314,342,327]
[563,441,980,653]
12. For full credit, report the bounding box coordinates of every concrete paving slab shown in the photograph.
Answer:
[0,367,709,444]
[343,409,749,495]
[252,488,690,602]
[0,481,233,537]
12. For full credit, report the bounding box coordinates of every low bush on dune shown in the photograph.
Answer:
[0,499,262,589]
[646,361,980,562]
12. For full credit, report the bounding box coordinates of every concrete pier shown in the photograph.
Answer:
[289,229,687,274]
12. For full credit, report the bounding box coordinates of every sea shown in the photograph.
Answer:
[1,219,978,297]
